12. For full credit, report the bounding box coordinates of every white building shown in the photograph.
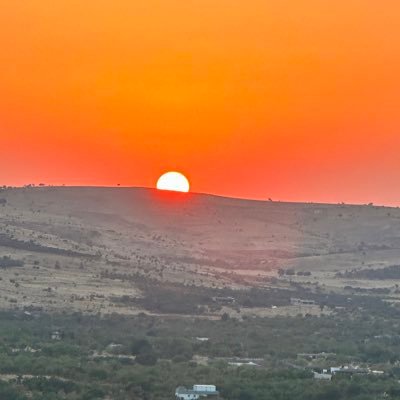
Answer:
[175,385,219,400]
[313,372,332,380]
[228,361,260,367]
[196,337,209,342]
[193,385,216,392]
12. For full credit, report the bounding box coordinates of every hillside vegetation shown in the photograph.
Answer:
[0,186,400,315]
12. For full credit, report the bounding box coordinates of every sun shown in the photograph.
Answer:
[156,171,190,193]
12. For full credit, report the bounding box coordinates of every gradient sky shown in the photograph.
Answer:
[1,1,400,205]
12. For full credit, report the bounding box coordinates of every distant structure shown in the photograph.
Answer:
[290,298,316,306]
[228,361,260,367]
[212,296,235,305]
[175,385,219,400]
[330,366,369,375]
[51,330,63,340]
[297,352,335,360]
[195,337,209,342]
[311,365,384,379]
[313,371,332,380]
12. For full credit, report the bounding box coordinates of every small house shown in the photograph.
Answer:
[175,385,219,400]
[196,337,209,342]
[313,372,332,380]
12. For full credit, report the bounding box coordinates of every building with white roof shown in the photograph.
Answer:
[175,385,219,400]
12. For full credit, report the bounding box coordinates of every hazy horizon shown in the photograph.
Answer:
[3,184,399,208]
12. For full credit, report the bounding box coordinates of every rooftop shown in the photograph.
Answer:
[176,386,219,396]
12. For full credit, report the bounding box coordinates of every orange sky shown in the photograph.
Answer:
[1,1,400,205]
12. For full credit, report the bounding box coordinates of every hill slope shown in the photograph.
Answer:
[0,186,399,314]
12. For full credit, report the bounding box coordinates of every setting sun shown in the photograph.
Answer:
[156,171,190,193]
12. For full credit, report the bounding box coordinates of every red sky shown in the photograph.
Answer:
[1,1,400,205]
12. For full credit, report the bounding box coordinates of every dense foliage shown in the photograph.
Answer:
[0,301,400,399]
[337,265,400,280]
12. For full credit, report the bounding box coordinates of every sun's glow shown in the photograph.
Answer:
[156,172,190,193]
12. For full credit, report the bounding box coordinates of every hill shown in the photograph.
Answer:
[0,186,400,315]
